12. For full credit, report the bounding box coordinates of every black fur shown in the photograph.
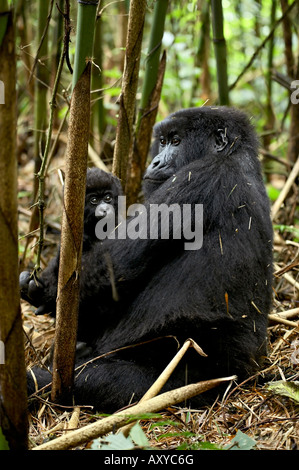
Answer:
[23,107,273,412]
[20,168,122,315]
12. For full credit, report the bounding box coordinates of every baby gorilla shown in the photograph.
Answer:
[20,168,123,316]
[83,168,123,250]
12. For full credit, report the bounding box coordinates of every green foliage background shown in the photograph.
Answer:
[16,0,297,155]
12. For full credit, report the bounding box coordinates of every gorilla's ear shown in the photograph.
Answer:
[214,128,228,152]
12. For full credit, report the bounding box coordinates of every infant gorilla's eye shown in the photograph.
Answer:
[104,194,112,203]
[90,196,99,205]
[160,137,166,146]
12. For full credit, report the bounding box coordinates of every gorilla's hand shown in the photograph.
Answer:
[19,271,53,315]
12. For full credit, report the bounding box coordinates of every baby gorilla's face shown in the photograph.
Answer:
[86,190,115,219]
[84,187,119,243]
[83,169,123,246]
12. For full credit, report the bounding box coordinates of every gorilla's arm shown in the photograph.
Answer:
[19,255,59,315]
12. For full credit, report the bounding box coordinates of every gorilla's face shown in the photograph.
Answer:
[143,106,259,198]
[143,109,231,197]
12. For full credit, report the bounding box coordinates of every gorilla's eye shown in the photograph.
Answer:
[90,197,99,205]
[104,194,112,203]
[171,137,181,146]
[160,137,166,146]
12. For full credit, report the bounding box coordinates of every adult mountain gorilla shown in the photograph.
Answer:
[24,107,273,412]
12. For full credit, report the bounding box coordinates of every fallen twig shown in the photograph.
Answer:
[121,338,207,436]
[32,376,236,450]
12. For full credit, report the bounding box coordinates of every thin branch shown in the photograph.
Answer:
[34,47,65,271]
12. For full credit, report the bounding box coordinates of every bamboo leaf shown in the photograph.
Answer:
[93,433,135,451]
[129,423,150,447]
[224,430,256,451]
[0,428,9,450]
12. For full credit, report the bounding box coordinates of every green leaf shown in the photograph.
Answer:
[177,441,222,450]
[267,185,280,201]
[95,433,135,451]
[149,419,180,429]
[125,412,161,423]
[157,431,196,441]
[266,380,299,403]
[224,430,256,450]
[0,428,9,450]
[273,224,299,238]
[129,423,150,447]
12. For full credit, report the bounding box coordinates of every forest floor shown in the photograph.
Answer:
[18,151,299,451]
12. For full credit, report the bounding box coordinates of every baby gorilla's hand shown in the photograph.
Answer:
[19,271,51,315]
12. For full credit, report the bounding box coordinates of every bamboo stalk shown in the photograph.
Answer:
[192,2,211,103]
[33,376,236,450]
[125,1,168,204]
[51,64,92,405]
[280,0,295,77]
[136,0,168,133]
[112,0,147,187]
[72,0,97,90]
[91,14,106,140]
[211,0,229,105]
[33,0,50,198]
[0,7,28,450]
[268,314,298,328]
[34,49,65,271]
[125,51,167,205]
[0,0,8,45]
[263,0,276,151]
[51,0,97,404]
